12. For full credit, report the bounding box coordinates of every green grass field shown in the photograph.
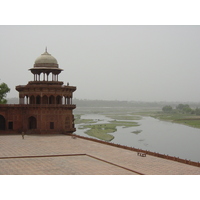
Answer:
[83,124,116,141]
[173,118,200,128]
[151,113,200,129]
[74,114,96,124]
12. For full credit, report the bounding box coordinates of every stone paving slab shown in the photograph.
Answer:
[0,134,200,175]
[0,155,136,175]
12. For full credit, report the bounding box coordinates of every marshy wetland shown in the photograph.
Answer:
[74,109,200,162]
[75,114,140,141]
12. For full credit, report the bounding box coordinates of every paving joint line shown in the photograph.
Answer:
[87,154,144,175]
[0,154,87,160]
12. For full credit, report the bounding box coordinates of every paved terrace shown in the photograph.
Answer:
[0,134,200,175]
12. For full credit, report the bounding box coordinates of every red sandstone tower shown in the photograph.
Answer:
[0,48,76,134]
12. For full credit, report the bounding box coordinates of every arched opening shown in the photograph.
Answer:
[36,95,41,104]
[56,95,62,104]
[28,116,37,129]
[42,95,48,104]
[0,115,6,130]
[67,97,70,105]
[49,95,55,104]
[30,95,35,104]
[25,95,29,104]
[52,73,57,81]
[62,96,66,104]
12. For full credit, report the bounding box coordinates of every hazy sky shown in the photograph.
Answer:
[1,25,200,102]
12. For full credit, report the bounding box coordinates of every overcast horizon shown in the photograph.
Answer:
[1,26,200,102]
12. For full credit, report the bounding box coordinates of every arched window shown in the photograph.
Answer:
[49,95,55,104]
[56,95,62,104]
[30,95,35,104]
[25,95,29,104]
[36,95,41,104]
[28,116,37,129]
[0,115,6,130]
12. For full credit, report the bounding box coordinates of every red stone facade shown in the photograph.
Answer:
[0,49,76,134]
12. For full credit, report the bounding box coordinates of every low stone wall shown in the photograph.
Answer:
[73,134,200,168]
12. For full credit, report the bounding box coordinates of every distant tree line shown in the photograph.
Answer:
[162,104,200,115]
[72,99,166,108]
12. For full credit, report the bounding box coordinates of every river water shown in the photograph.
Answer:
[75,114,200,162]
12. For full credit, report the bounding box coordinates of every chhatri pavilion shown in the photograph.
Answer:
[0,48,76,134]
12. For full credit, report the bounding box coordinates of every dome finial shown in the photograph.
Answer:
[45,47,47,53]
